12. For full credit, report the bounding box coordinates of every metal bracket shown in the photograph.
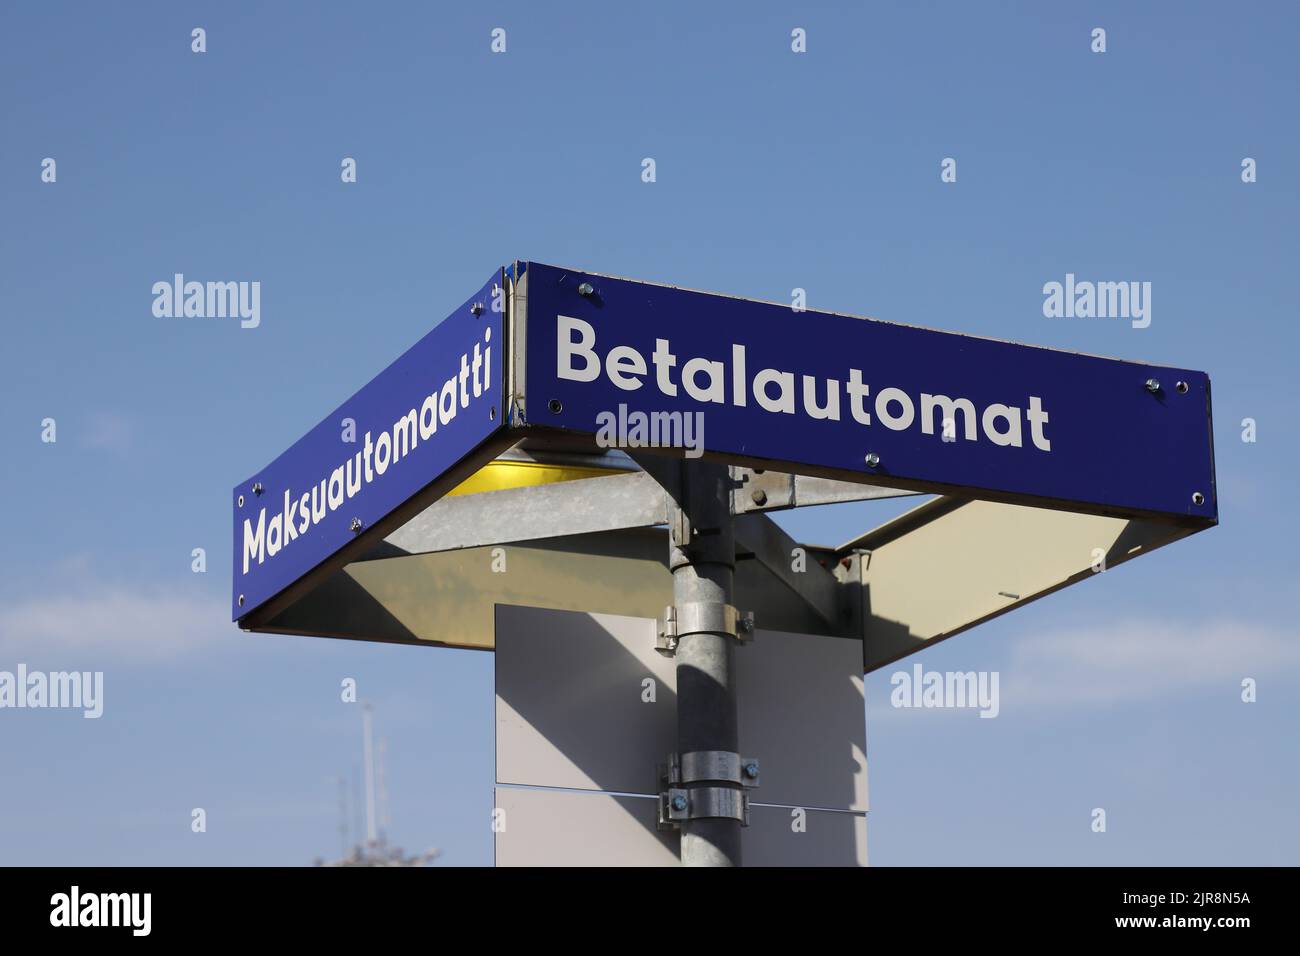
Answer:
[656,607,678,655]
[657,752,759,829]
[733,468,796,513]
[731,466,920,515]
[672,751,760,788]
[658,787,750,828]
[656,604,755,656]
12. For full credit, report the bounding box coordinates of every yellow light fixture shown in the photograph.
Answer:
[446,458,622,498]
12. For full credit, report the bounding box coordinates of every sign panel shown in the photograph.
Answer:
[232,270,506,620]
[494,788,866,867]
[495,605,867,811]
[520,262,1217,521]
[494,605,868,865]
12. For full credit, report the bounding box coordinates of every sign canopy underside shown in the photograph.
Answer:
[234,261,1217,670]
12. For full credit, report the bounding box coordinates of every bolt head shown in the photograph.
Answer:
[751,488,767,506]
[744,762,759,779]
[252,482,265,495]
[865,452,881,468]
[470,301,485,316]
[1192,491,1205,506]
[350,517,363,532]
[1145,378,1161,393]
[671,794,688,811]
[577,282,595,297]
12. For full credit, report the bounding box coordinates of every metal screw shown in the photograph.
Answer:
[739,614,754,634]
[743,762,759,780]
[1176,381,1189,393]
[252,482,265,495]
[489,406,496,421]
[751,488,767,506]
[1145,379,1161,393]
[548,398,563,414]
[1192,492,1205,506]
[350,517,363,532]
[470,301,484,317]
[671,794,688,812]
[865,452,881,468]
[237,595,245,607]
[237,494,244,507]
[577,282,595,297]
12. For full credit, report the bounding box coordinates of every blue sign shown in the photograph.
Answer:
[520,262,1217,522]
[232,270,506,620]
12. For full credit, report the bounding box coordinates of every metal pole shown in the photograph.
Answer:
[671,460,741,867]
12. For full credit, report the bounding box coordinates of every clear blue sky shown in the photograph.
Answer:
[1,1,1296,865]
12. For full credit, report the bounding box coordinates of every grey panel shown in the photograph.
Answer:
[736,631,867,812]
[494,788,678,867]
[495,606,677,795]
[493,788,866,867]
[495,606,866,812]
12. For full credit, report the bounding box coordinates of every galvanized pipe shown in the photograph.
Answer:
[670,461,741,867]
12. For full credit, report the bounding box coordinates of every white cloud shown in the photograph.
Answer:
[1006,619,1299,707]
[0,588,227,662]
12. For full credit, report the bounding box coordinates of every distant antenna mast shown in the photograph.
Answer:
[337,775,350,858]
[352,766,363,847]
[378,735,390,844]
[362,702,378,846]
[316,701,440,866]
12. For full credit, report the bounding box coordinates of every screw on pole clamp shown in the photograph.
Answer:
[656,604,755,656]
[659,787,749,828]
[656,752,760,830]
[667,751,761,788]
